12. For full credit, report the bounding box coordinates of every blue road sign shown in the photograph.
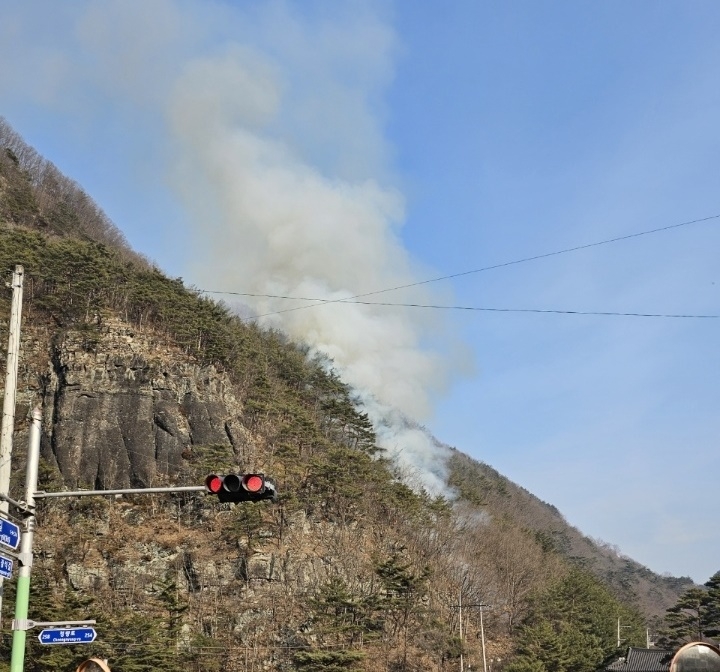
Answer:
[0,518,19,550]
[0,555,12,579]
[39,628,97,645]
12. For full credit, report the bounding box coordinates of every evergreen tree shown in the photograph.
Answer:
[155,572,189,645]
[506,568,645,672]
[704,572,720,639]
[309,576,377,647]
[659,571,720,647]
[292,649,365,672]
[660,587,709,647]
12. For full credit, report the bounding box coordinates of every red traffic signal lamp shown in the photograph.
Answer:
[205,473,277,503]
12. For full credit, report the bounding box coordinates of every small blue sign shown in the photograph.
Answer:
[0,519,19,550]
[0,555,12,579]
[39,628,97,645]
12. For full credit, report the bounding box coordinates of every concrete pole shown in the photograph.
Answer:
[10,406,40,672]
[480,606,487,672]
[459,589,464,672]
[0,265,24,504]
[0,264,24,621]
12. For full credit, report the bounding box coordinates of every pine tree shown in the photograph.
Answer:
[292,649,365,672]
[505,568,645,672]
[660,587,709,647]
[703,572,720,639]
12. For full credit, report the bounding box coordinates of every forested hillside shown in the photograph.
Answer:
[0,118,694,672]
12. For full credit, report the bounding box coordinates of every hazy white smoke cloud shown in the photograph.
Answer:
[168,23,451,412]
[1,0,467,494]
[165,19,460,492]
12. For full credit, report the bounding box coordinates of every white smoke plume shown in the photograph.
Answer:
[0,0,472,494]
[167,32,463,493]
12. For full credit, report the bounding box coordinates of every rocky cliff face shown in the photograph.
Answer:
[10,317,256,491]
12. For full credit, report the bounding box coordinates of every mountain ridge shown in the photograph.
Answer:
[0,118,691,672]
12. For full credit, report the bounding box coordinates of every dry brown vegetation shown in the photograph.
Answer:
[0,120,692,672]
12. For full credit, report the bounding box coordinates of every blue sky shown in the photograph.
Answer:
[1,1,718,583]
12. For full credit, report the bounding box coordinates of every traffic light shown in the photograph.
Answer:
[205,473,277,503]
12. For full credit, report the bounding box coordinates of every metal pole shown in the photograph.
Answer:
[0,265,24,621]
[459,589,464,672]
[10,406,40,672]
[17,619,96,629]
[0,265,24,495]
[480,606,487,672]
[34,485,207,498]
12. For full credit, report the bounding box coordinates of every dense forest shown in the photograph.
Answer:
[0,118,706,672]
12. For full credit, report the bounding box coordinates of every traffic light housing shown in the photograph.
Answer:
[205,473,277,503]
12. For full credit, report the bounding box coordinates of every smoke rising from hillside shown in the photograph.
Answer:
[0,0,470,493]
[169,50,442,416]
[166,13,465,492]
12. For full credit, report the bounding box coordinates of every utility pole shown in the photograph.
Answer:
[452,598,492,672]
[9,406,40,672]
[0,264,24,622]
[617,617,631,648]
[458,589,464,672]
[479,604,488,672]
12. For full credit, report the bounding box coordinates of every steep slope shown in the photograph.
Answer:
[0,120,690,672]
[446,451,693,619]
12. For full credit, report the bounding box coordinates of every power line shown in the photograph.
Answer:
[200,212,720,318]
[306,301,719,319]
[191,295,718,319]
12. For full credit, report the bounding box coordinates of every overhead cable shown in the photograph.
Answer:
[200,212,719,318]
[321,301,718,319]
